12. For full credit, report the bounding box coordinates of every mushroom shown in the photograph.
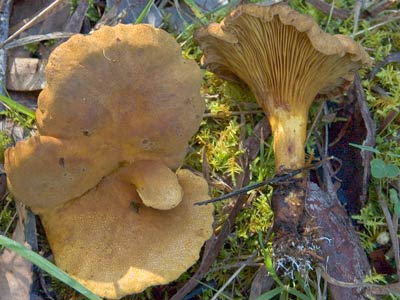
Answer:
[5,24,214,298]
[194,4,370,240]
[6,24,205,213]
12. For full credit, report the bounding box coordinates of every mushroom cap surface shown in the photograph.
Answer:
[41,168,214,299]
[5,136,117,210]
[194,4,371,115]
[5,24,204,211]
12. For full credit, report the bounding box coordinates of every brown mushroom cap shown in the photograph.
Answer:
[40,168,214,299]
[4,136,116,211]
[5,24,204,212]
[195,4,371,108]
[37,24,203,167]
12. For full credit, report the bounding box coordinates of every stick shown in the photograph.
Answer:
[0,0,11,99]
[194,157,333,206]
[0,0,69,48]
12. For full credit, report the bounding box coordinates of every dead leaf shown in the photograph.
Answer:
[249,265,274,300]
[0,204,33,300]
[6,57,46,91]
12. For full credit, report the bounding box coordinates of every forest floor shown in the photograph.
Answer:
[0,0,400,300]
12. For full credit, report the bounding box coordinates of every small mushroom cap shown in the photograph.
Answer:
[5,24,204,212]
[195,4,371,114]
[40,168,214,299]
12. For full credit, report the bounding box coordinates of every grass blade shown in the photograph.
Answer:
[135,0,154,24]
[183,0,207,24]
[0,93,35,119]
[254,286,285,300]
[0,234,102,300]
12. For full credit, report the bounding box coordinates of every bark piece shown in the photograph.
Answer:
[306,182,371,300]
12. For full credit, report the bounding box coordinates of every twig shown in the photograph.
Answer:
[0,0,11,99]
[352,0,363,37]
[2,32,76,50]
[306,0,351,20]
[211,261,262,272]
[328,115,352,148]
[323,102,329,159]
[369,282,400,296]
[0,0,69,48]
[353,73,376,204]
[325,0,336,30]
[305,101,324,145]
[210,264,245,300]
[320,266,400,295]
[195,169,304,206]
[318,267,365,288]
[353,12,400,37]
[203,110,263,118]
[367,0,397,17]
[375,184,400,279]
[368,52,400,81]
[195,157,333,206]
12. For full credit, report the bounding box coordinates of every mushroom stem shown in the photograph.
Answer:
[266,106,309,237]
[266,106,309,174]
[130,160,183,210]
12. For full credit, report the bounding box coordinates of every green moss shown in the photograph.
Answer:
[3,1,400,299]
[0,131,12,163]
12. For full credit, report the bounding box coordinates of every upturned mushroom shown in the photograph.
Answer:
[195,4,370,241]
[5,24,214,298]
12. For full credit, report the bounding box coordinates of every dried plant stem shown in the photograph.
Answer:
[0,0,11,98]
[306,101,324,145]
[352,0,363,37]
[325,0,336,30]
[375,184,400,279]
[0,0,69,48]
[306,0,351,20]
[2,32,75,50]
[203,110,263,118]
[353,12,400,37]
